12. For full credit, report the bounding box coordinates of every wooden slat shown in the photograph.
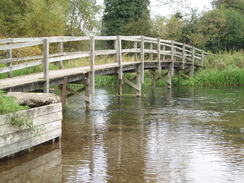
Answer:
[0,127,61,158]
[0,40,43,50]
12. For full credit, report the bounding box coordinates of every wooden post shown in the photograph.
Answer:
[190,46,195,77]
[61,77,68,109]
[150,43,153,61]
[140,36,145,83]
[85,74,91,109]
[151,70,156,90]
[43,39,50,93]
[168,64,172,89]
[114,39,118,62]
[134,41,138,61]
[6,43,12,78]
[117,36,123,95]
[162,45,165,61]
[136,65,142,96]
[157,38,161,71]
[90,36,95,94]
[201,50,205,67]
[58,42,63,69]
[182,43,186,69]
[171,41,175,76]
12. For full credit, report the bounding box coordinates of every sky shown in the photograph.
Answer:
[97,0,213,17]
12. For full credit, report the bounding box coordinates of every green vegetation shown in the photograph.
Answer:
[11,114,38,133]
[102,0,151,36]
[173,51,244,86]
[0,90,29,115]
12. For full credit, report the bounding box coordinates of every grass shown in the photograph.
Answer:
[0,90,29,115]
[172,51,244,87]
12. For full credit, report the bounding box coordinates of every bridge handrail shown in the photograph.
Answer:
[0,36,207,80]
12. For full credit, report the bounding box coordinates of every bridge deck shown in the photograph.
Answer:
[0,61,189,92]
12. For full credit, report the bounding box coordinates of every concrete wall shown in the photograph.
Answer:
[0,103,62,159]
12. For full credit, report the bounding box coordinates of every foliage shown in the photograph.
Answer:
[0,90,29,115]
[101,0,151,36]
[0,0,68,37]
[66,0,100,36]
[11,114,37,133]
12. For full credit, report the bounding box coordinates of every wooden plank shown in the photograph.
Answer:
[66,87,90,102]
[0,103,62,126]
[0,40,43,51]
[0,60,42,74]
[94,36,117,40]
[0,120,61,148]
[123,77,140,91]
[0,112,62,136]
[0,128,61,158]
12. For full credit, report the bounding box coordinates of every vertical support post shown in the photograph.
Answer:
[90,36,95,94]
[151,70,156,90]
[6,43,12,78]
[162,45,165,61]
[157,38,161,71]
[58,42,63,69]
[85,73,91,109]
[136,66,142,97]
[140,36,145,83]
[167,64,172,89]
[201,50,205,67]
[134,41,138,61]
[190,46,195,77]
[182,43,186,69]
[43,39,50,93]
[150,43,153,61]
[171,41,175,76]
[114,39,118,62]
[61,77,68,109]
[117,36,123,95]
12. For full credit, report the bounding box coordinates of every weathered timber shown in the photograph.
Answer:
[0,103,62,159]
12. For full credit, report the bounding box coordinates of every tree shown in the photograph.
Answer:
[101,0,151,36]
[66,0,100,36]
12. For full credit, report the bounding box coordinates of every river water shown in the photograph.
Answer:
[0,86,244,183]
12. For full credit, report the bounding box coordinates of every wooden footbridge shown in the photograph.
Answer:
[0,36,206,108]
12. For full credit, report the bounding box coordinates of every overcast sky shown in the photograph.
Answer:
[97,0,213,17]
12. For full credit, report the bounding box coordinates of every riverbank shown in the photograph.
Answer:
[93,51,244,87]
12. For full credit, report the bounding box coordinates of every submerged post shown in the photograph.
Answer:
[43,39,50,93]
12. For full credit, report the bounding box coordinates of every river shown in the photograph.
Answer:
[0,86,243,183]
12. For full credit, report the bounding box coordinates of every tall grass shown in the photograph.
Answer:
[173,51,244,87]
[0,90,29,115]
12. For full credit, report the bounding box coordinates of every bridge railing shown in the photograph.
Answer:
[0,36,207,80]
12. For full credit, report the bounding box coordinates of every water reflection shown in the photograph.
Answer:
[0,87,243,183]
[0,143,61,183]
